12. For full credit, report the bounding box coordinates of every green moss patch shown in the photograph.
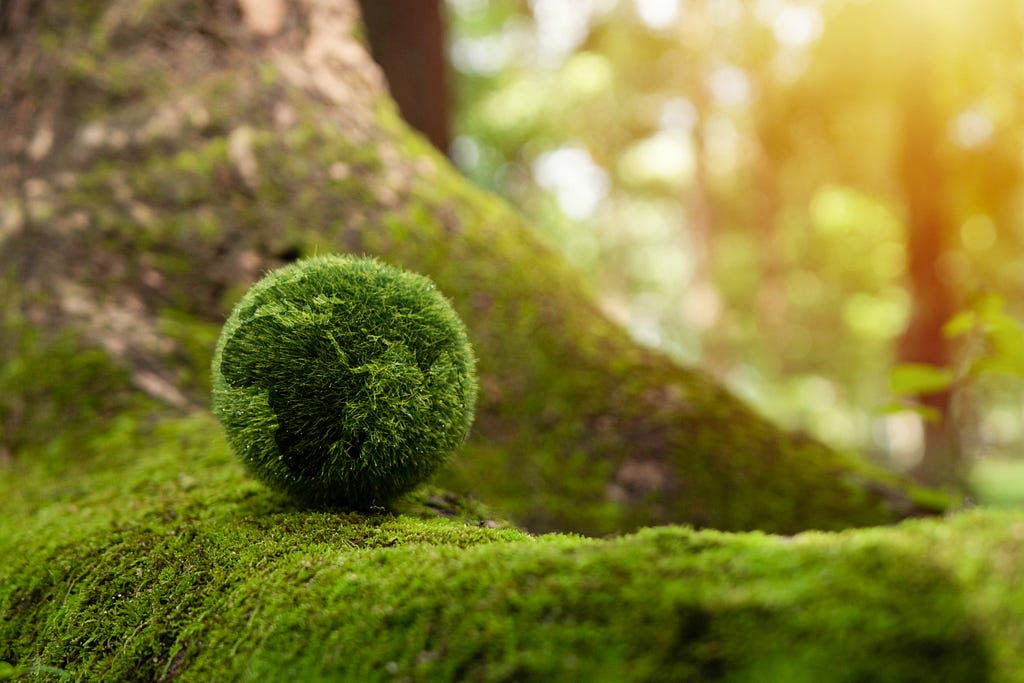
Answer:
[0,311,138,460]
[212,255,477,509]
[2,414,1022,681]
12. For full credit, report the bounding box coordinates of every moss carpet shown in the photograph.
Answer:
[2,412,1022,681]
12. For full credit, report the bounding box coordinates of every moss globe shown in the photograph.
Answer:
[211,255,477,508]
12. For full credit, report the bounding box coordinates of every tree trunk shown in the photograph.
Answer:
[897,56,960,487]
[357,0,451,154]
[0,0,945,535]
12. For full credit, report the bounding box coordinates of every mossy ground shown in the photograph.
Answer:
[2,414,1022,682]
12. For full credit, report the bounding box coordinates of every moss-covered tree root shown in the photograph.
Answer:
[0,418,1019,682]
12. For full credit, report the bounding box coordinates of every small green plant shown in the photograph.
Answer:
[211,254,477,509]
[887,294,1024,420]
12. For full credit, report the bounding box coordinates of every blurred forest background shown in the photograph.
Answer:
[370,0,1024,502]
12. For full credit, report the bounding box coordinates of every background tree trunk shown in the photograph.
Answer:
[357,0,451,154]
[897,53,960,487]
[0,0,946,535]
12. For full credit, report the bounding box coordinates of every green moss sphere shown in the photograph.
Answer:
[211,255,477,508]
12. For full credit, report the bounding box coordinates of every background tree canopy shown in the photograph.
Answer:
[445,0,1024,495]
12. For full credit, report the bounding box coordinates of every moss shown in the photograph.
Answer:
[0,307,141,460]
[1,417,1020,681]
[212,255,478,508]
[157,310,221,394]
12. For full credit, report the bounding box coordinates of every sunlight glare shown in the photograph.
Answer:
[707,65,751,106]
[952,108,995,150]
[530,0,615,65]
[533,145,610,219]
[618,130,695,187]
[773,4,823,48]
[875,412,925,471]
[634,0,680,30]
[658,97,698,132]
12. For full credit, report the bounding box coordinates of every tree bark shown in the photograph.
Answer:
[357,0,451,154]
[0,0,946,535]
[897,54,960,487]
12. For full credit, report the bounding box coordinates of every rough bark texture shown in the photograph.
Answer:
[0,0,946,535]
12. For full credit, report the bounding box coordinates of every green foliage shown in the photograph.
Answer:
[448,0,1024,473]
[945,294,1024,378]
[887,294,1024,423]
[888,364,955,398]
[211,255,477,509]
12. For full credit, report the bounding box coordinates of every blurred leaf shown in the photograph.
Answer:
[877,401,941,422]
[975,293,1008,322]
[912,404,944,423]
[969,355,1024,378]
[985,318,1024,357]
[877,401,911,415]
[942,310,976,338]
[888,364,954,396]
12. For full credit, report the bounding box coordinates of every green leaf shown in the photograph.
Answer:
[876,400,942,422]
[909,404,944,423]
[877,401,912,415]
[975,293,1008,322]
[986,318,1024,358]
[969,355,1024,378]
[942,310,976,338]
[888,364,954,396]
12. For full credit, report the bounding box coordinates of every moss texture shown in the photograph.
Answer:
[212,255,477,508]
[0,0,946,537]
[2,416,1022,682]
